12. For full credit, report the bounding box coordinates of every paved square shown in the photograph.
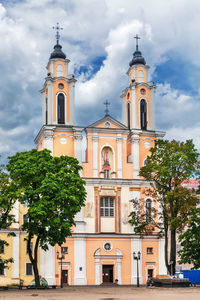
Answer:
[0,286,200,300]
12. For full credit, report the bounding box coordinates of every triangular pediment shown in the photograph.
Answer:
[86,115,128,130]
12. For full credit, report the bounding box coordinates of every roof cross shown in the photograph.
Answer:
[52,22,63,45]
[134,34,140,51]
[104,100,110,116]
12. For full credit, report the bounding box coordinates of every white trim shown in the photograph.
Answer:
[150,88,156,130]
[131,238,143,284]
[117,134,122,178]
[93,134,98,177]
[131,135,140,179]
[39,246,56,285]
[131,87,137,129]
[74,238,86,285]
[12,233,19,278]
[159,238,168,275]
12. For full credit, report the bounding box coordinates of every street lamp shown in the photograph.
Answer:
[133,251,141,287]
[57,249,65,288]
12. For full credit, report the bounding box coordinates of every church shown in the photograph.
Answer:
[34,30,167,285]
[0,30,168,286]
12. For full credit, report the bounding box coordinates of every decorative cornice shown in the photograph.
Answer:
[83,177,152,187]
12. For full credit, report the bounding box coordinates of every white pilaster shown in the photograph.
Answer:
[150,87,156,131]
[131,134,140,179]
[47,81,53,124]
[44,130,53,154]
[12,200,19,229]
[74,238,86,285]
[122,96,126,125]
[42,92,45,125]
[117,134,122,179]
[12,233,19,278]
[131,238,143,284]
[74,207,86,233]
[131,87,137,129]
[40,246,56,285]
[116,248,122,284]
[95,259,101,285]
[159,238,167,275]
[93,134,98,177]
[74,132,82,165]
[69,82,75,125]
[94,248,101,285]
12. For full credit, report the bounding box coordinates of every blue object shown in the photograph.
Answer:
[181,270,200,284]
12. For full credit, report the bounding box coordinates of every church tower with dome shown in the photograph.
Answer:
[34,30,167,285]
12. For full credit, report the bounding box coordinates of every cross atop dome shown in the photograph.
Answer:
[134,34,140,51]
[50,22,66,60]
[129,34,146,67]
[52,22,63,45]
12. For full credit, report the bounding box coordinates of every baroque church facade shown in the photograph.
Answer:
[0,34,167,286]
[34,35,167,285]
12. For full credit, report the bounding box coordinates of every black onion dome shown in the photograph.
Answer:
[129,50,146,66]
[50,43,66,59]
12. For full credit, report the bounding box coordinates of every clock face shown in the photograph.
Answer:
[58,83,64,89]
[140,88,146,95]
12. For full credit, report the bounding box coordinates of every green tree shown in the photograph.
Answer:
[7,149,86,287]
[0,162,17,273]
[178,208,200,269]
[129,139,199,275]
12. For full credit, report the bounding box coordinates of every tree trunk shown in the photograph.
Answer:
[170,229,176,275]
[27,235,40,288]
[164,228,170,274]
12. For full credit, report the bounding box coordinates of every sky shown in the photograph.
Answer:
[0,0,200,162]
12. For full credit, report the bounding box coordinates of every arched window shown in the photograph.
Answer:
[127,102,130,129]
[57,93,65,124]
[146,199,152,223]
[56,64,63,77]
[140,99,147,130]
[138,70,144,82]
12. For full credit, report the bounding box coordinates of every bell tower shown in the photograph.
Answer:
[35,24,82,164]
[121,35,156,131]
[41,23,75,126]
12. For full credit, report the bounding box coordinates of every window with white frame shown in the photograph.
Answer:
[26,263,33,275]
[100,197,114,217]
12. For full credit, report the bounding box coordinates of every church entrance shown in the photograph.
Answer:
[102,265,113,283]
